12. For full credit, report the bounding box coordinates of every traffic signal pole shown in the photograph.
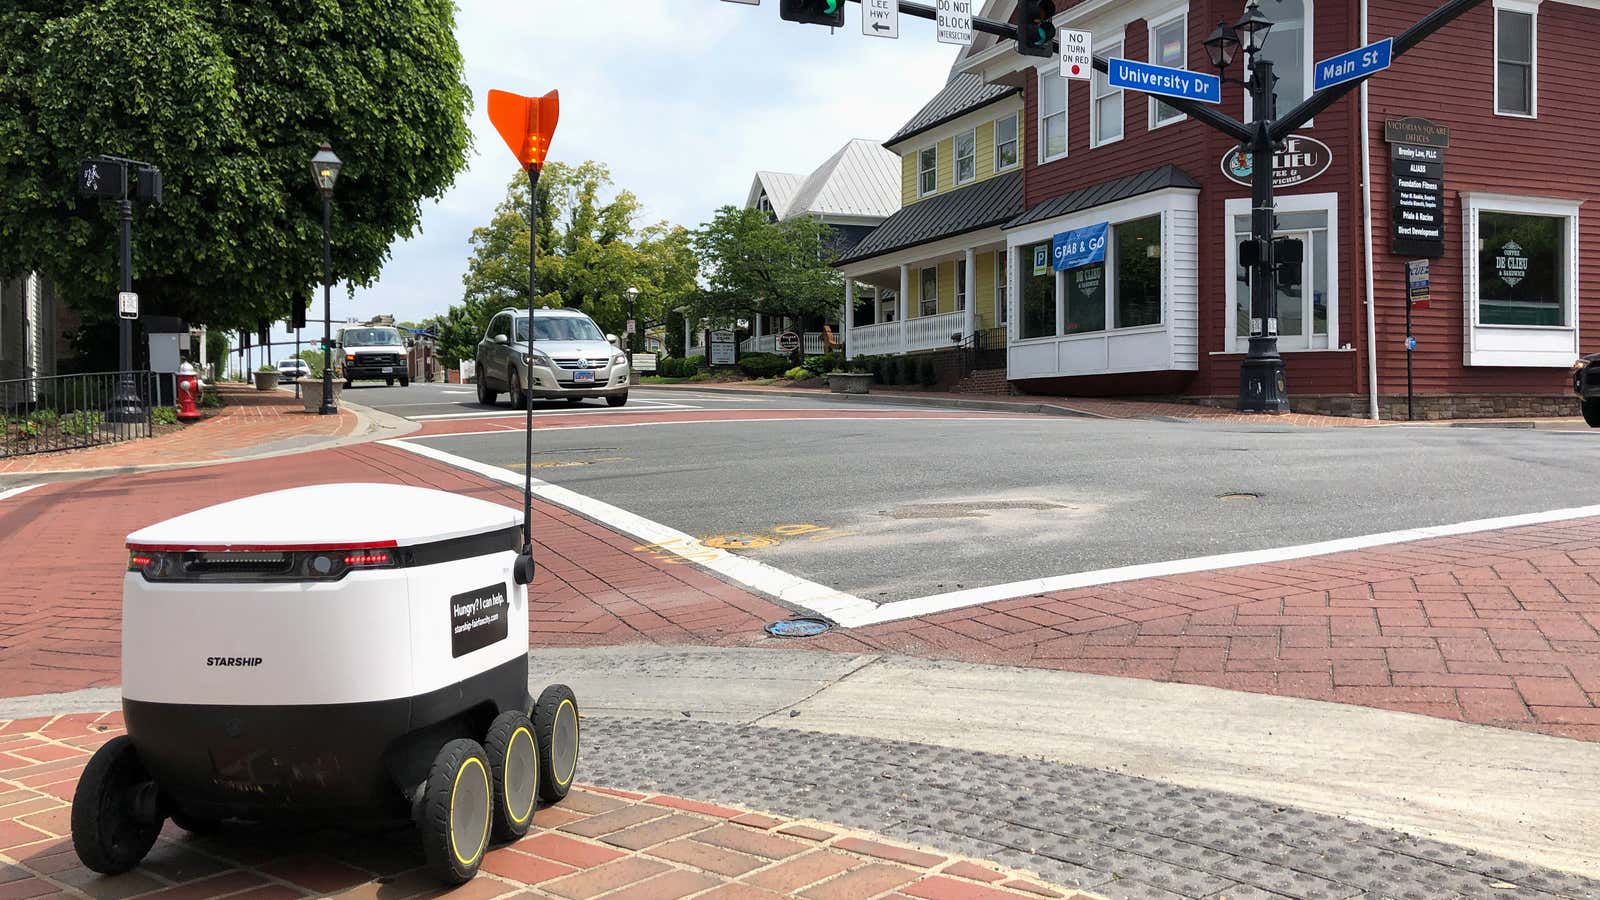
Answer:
[836,0,1490,412]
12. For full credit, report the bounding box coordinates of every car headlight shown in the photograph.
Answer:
[612,354,626,366]
[525,352,551,368]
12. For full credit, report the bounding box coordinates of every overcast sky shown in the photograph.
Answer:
[279,1,960,342]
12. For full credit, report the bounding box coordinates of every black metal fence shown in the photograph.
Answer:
[0,370,161,458]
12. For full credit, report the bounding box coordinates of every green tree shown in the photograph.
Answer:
[440,161,699,363]
[0,0,472,367]
[690,206,842,327]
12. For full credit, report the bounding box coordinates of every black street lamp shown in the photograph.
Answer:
[1205,1,1288,412]
[310,144,342,415]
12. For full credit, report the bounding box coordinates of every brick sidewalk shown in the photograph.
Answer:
[0,715,1090,900]
[0,385,356,476]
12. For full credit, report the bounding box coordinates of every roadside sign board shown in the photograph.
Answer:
[1105,58,1221,104]
[1407,259,1431,310]
[630,352,658,373]
[777,331,801,352]
[118,291,139,319]
[1390,142,1446,258]
[708,329,738,367]
[935,0,973,45]
[1312,37,1392,92]
[862,0,898,38]
[626,318,636,335]
[1059,30,1092,80]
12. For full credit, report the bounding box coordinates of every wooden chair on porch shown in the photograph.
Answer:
[822,325,842,354]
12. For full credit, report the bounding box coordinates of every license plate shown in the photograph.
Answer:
[573,370,595,383]
[381,367,393,373]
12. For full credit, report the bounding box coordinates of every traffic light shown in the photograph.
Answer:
[780,0,844,27]
[1273,237,1304,289]
[291,300,306,330]
[1017,0,1057,57]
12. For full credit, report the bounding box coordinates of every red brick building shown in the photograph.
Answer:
[840,0,1596,418]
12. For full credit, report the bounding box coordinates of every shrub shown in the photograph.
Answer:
[737,352,790,378]
[152,406,178,425]
[801,353,842,375]
[685,354,705,371]
[61,410,103,436]
[919,358,936,386]
[200,386,224,408]
[28,409,58,427]
[655,357,680,377]
[783,366,811,381]
[870,357,885,383]
[257,364,277,373]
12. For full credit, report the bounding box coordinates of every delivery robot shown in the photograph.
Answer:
[71,482,580,884]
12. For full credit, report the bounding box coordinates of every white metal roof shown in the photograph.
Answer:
[784,139,902,222]
[127,483,521,549]
[747,171,803,218]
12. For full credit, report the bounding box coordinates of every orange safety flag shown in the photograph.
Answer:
[487,89,560,169]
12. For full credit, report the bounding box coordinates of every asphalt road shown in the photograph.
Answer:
[339,380,850,419]
[406,407,1600,602]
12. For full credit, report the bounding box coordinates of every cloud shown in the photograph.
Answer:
[333,0,959,332]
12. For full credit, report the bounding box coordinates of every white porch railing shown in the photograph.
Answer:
[803,332,825,355]
[846,312,967,359]
[740,335,777,353]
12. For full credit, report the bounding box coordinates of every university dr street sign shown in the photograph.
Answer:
[1106,58,1221,104]
[1312,38,1393,92]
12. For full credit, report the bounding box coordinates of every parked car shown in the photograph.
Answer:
[276,359,311,381]
[337,325,410,387]
[475,308,629,408]
[1573,354,1600,427]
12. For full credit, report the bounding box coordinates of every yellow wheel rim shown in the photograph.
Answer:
[505,726,537,825]
[449,757,490,867]
[552,699,579,787]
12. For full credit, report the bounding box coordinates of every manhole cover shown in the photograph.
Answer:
[1216,491,1261,501]
[705,534,778,550]
[765,618,832,638]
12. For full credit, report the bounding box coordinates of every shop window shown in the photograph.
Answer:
[1495,4,1535,117]
[1230,206,1333,351]
[955,130,976,185]
[1246,0,1311,122]
[955,260,967,311]
[1477,211,1564,326]
[919,146,937,196]
[1115,216,1162,328]
[920,267,938,317]
[995,114,1019,170]
[1092,41,1124,146]
[996,251,1009,324]
[1149,13,1187,128]
[1019,244,1056,339]
[1039,72,1068,162]
[1065,262,1106,335]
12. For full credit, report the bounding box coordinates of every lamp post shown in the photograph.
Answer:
[1204,2,1289,412]
[310,144,343,415]
[625,286,640,355]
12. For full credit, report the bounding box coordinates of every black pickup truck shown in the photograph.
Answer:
[1574,354,1600,427]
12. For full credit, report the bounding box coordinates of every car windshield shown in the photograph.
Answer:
[342,328,400,346]
[515,316,605,343]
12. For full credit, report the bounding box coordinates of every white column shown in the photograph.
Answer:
[898,264,910,354]
[683,317,691,357]
[873,287,882,324]
[842,280,854,359]
[964,248,978,339]
[754,313,763,339]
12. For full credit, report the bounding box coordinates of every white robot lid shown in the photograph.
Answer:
[127,483,522,550]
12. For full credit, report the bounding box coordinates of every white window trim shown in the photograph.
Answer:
[1243,0,1314,127]
[1038,68,1069,164]
[1148,9,1188,130]
[996,250,1009,325]
[1221,191,1340,354]
[1091,39,1125,148]
[1493,0,1538,119]
[994,113,1020,172]
[920,267,939,317]
[918,145,938,197]
[1462,191,1579,367]
[956,259,968,311]
[954,128,977,186]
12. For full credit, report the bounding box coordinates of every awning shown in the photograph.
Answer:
[1004,165,1200,230]
[835,172,1024,267]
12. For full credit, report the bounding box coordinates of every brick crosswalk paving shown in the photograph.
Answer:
[3,437,1598,742]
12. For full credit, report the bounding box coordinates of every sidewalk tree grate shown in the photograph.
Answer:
[765,617,831,638]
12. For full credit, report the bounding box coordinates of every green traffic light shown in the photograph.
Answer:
[824,0,839,10]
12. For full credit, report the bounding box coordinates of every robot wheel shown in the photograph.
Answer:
[416,738,492,884]
[484,710,539,841]
[71,736,163,875]
[533,685,580,803]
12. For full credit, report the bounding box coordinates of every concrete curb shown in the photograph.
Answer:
[645,382,1106,418]
[0,394,419,488]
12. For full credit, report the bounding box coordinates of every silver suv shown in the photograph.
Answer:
[475,308,630,408]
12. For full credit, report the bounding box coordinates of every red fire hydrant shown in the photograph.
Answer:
[175,363,203,423]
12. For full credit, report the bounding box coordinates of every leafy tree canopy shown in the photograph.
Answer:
[689,206,841,326]
[437,161,698,364]
[0,0,472,358]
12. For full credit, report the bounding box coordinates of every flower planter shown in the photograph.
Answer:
[300,380,343,413]
[253,371,280,391]
[829,372,873,395]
